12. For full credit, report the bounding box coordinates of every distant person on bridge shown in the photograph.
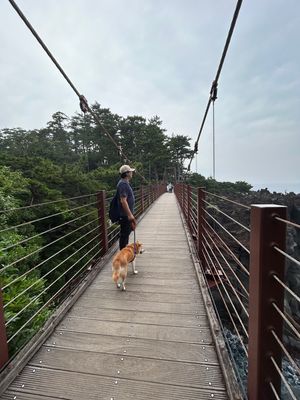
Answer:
[167,183,173,193]
[117,165,136,249]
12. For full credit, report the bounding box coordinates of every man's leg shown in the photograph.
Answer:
[119,217,132,249]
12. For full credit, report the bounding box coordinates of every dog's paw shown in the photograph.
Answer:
[133,270,138,274]
[117,283,121,288]
[122,285,126,291]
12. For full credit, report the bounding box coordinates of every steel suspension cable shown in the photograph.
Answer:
[8,0,80,97]
[188,0,243,171]
[212,100,216,179]
[8,0,148,184]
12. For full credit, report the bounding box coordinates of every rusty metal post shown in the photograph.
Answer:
[187,185,191,230]
[96,191,108,256]
[140,186,144,213]
[248,205,287,400]
[148,185,152,206]
[184,184,188,219]
[0,288,9,369]
[197,188,206,265]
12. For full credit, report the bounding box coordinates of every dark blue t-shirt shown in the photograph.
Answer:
[117,179,135,217]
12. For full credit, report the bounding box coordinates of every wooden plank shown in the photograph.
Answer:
[99,270,197,280]
[67,307,209,327]
[83,288,203,304]
[92,277,199,288]
[45,331,219,364]
[75,297,203,314]
[59,318,213,344]
[29,347,226,390]
[4,367,228,400]
[91,283,200,294]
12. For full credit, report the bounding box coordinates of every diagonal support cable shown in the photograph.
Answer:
[8,0,148,183]
[188,0,243,171]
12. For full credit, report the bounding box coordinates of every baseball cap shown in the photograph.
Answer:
[119,165,135,174]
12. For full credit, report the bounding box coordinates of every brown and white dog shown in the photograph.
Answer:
[112,241,143,291]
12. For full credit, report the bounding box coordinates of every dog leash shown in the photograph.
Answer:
[133,229,136,257]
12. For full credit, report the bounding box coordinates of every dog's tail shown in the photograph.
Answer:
[112,270,120,284]
[112,260,121,284]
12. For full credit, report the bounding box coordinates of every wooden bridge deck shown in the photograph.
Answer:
[1,193,229,400]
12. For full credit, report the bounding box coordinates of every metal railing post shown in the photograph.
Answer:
[148,185,151,206]
[0,287,9,369]
[248,204,287,399]
[197,188,206,265]
[187,185,191,230]
[96,191,108,256]
[140,186,144,213]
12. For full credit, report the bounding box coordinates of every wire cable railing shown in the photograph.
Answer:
[203,199,250,232]
[0,201,97,234]
[0,209,97,254]
[0,192,98,214]
[204,219,249,276]
[0,184,165,366]
[203,225,249,297]
[0,210,97,274]
[3,223,100,296]
[203,207,250,254]
[202,236,249,337]
[7,245,103,344]
[203,190,251,210]
[175,183,300,399]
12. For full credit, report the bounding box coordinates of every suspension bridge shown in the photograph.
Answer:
[1,0,300,399]
[1,185,299,399]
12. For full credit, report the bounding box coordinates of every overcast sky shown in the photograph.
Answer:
[1,0,299,192]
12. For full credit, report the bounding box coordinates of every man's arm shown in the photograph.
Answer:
[120,196,136,229]
[120,196,134,220]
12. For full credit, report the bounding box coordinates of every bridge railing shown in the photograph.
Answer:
[0,183,165,370]
[175,183,300,400]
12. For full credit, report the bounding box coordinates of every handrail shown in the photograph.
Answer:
[175,183,300,399]
[0,183,166,366]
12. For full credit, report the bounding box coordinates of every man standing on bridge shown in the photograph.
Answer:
[117,165,136,249]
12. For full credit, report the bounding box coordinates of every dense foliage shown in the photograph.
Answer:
[0,104,194,356]
[0,104,257,357]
